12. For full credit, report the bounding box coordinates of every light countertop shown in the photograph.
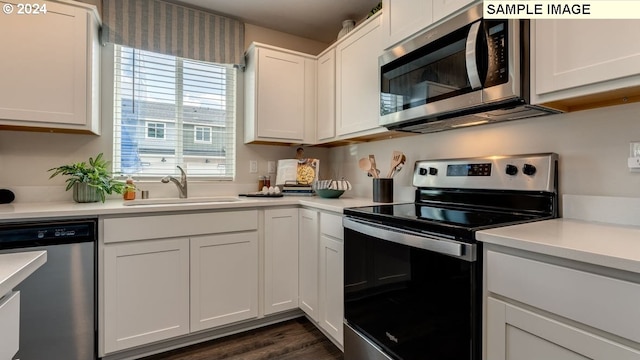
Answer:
[0,196,381,222]
[0,251,47,298]
[477,218,640,274]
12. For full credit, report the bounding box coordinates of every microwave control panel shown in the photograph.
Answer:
[484,20,508,88]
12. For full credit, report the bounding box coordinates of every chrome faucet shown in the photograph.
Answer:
[161,165,188,198]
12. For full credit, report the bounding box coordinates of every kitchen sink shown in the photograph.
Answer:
[123,196,245,206]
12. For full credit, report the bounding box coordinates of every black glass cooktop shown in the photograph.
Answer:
[344,203,545,241]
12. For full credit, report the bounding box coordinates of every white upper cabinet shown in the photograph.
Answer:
[382,0,478,49]
[432,0,477,23]
[244,43,316,144]
[336,14,386,137]
[382,0,433,49]
[316,49,336,143]
[532,19,640,110]
[0,1,101,134]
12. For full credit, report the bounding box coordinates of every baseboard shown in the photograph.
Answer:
[102,309,304,360]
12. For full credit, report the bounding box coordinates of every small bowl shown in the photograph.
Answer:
[315,188,345,199]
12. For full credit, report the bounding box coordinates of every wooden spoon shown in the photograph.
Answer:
[390,154,406,177]
[359,157,377,178]
[386,151,404,178]
[368,154,379,178]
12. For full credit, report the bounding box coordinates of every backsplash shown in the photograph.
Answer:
[329,102,640,206]
[2,101,639,204]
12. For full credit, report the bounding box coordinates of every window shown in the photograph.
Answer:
[194,126,212,144]
[112,45,236,178]
[146,122,166,139]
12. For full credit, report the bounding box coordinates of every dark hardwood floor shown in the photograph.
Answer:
[141,317,344,360]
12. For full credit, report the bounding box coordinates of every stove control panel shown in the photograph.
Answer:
[413,153,557,192]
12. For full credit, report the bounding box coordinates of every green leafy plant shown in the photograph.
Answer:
[48,153,125,202]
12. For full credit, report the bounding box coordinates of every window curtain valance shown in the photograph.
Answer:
[101,0,245,66]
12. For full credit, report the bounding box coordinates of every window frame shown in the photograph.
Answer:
[193,125,213,144]
[106,44,237,181]
[145,121,167,140]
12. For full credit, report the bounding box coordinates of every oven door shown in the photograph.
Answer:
[343,218,481,360]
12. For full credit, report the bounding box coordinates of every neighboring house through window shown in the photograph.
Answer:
[111,45,236,178]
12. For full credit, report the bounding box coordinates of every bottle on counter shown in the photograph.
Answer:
[123,176,136,200]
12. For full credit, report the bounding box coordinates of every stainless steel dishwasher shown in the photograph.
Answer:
[0,218,97,360]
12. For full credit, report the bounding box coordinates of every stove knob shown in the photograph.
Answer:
[505,164,518,176]
[523,164,537,176]
[428,167,438,175]
[419,167,428,176]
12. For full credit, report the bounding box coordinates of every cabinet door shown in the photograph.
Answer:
[336,15,385,137]
[534,20,640,100]
[0,291,19,360]
[486,297,640,360]
[0,1,98,133]
[382,0,432,48]
[256,47,305,140]
[432,0,477,23]
[319,234,344,346]
[190,232,259,332]
[299,209,319,321]
[103,238,190,353]
[316,49,336,142]
[264,208,299,315]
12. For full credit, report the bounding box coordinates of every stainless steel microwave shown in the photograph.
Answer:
[379,4,559,133]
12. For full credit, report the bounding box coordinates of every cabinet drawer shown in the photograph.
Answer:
[320,212,343,240]
[103,210,258,243]
[0,291,20,360]
[487,251,640,343]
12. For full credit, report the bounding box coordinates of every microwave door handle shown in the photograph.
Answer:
[465,21,482,89]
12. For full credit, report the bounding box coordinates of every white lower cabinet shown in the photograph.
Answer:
[319,233,344,345]
[487,297,639,360]
[103,237,190,353]
[298,209,344,347]
[485,247,640,359]
[101,210,259,355]
[190,232,258,332]
[299,208,319,321]
[101,207,346,355]
[264,208,299,315]
[0,291,20,360]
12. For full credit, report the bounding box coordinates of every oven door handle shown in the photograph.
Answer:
[343,218,476,262]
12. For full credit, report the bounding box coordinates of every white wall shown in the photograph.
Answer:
[330,102,640,207]
[245,24,328,55]
[0,23,329,203]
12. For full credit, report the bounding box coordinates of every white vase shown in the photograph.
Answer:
[337,20,355,40]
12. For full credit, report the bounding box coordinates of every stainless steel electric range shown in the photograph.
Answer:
[343,153,558,360]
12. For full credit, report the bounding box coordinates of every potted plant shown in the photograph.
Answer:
[48,153,125,203]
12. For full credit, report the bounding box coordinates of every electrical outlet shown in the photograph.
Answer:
[249,160,258,173]
[267,161,276,174]
[628,142,640,172]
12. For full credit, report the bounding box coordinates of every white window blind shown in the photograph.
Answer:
[112,45,236,179]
